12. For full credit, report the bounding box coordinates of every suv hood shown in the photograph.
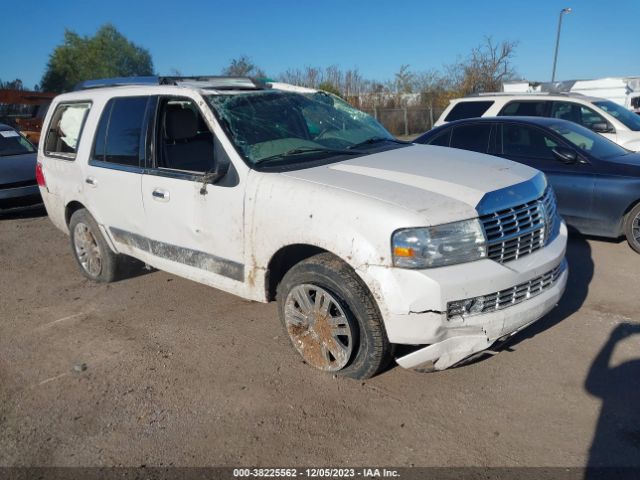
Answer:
[281,145,540,225]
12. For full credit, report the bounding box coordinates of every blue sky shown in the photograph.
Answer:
[2,0,638,89]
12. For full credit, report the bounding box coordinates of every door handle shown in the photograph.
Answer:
[85,176,97,187]
[152,188,170,202]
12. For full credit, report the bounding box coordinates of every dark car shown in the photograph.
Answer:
[0,123,42,212]
[415,117,640,253]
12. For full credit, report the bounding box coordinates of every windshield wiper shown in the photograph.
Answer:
[347,136,411,150]
[254,146,364,167]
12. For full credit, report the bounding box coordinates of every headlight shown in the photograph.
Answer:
[392,219,487,268]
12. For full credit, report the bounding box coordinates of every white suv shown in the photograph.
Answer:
[37,77,568,378]
[435,93,640,151]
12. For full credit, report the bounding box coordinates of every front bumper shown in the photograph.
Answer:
[361,222,568,371]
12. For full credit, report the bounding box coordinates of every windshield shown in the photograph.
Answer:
[549,121,630,159]
[592,100,640,131]
[0,129,36,157]
[206,90,395,165]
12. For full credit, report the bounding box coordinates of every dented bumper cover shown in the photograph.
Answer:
[362,222,568,371]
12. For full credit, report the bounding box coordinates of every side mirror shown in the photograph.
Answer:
[552,147,578,164]
[591,122,614,134]
[198,155,230,195]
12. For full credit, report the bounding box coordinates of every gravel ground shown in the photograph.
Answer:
[0,208,638,468]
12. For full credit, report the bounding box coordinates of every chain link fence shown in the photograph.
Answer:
[361,107,444,138]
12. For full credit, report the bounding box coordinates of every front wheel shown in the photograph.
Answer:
[277,253,393,379]
[624,203,640,254]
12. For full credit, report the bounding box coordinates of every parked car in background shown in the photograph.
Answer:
[0,123,42,212]
[435,93,640,151]
[37,76,567,378]
[416,117,640,253]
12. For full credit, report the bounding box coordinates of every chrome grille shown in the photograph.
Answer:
[480,187,559,263]
[447,261,566,319]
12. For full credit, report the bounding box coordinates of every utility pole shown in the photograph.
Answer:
[551,7,572,82]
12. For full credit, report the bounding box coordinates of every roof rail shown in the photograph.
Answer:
[464,91,586,98]
[73,76,270,91]
[464,92,553,97]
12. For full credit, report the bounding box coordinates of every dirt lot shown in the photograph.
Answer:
[0,208,639,468]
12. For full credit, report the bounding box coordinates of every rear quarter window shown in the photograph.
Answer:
[444,101,494,122]
[44,102,91,160]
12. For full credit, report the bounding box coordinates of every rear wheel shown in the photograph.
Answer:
[624,203,640,254]
[277,253,393,379]
[69,209,121,282]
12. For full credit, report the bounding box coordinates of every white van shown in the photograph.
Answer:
[37,77,567,378]
[436,93,640,151]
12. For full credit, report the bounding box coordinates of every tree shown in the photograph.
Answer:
[318,81,341,97]
[0,78,24,90]
[451,37,518,95]
[40,24,154,92]
[394,64,415,94]
[413,69,455,111]
[222,55,266,78]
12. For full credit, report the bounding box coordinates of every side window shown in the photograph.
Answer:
[551,101,609,130]
[157,97,214,173]
[92,97,148,167]
[550,101,581,124]
[579,105,608,130]
[426,129,451,147]
[44,102,91,159]
[499,101,546,117]
[502,124,558,160]
[450,124,492,153]
[444,101,494,122]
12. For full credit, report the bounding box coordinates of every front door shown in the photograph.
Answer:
[498,122,596,231]
[140,95,246,292]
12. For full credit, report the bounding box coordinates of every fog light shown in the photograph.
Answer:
[447,295,486,319]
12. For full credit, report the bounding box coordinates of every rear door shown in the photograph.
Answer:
[449,123,494,154]
[497,122,596,230]
[140,95,245,291]
[83,96,149,254]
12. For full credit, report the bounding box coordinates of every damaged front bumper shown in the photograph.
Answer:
[361,222,568,371]
[396,261,567,371]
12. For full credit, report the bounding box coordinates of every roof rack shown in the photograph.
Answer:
[73,76,270,91]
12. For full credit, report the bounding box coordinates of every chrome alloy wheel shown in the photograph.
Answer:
[73,222,102,277]
[284,284,354,371]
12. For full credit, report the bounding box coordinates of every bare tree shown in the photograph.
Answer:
[394,64,414,94]
[452,37,519,94]
[413,69,452,111]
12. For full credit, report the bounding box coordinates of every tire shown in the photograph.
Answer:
[277,253,394,379]
[624,203,640,254]
[69,209,122,282]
